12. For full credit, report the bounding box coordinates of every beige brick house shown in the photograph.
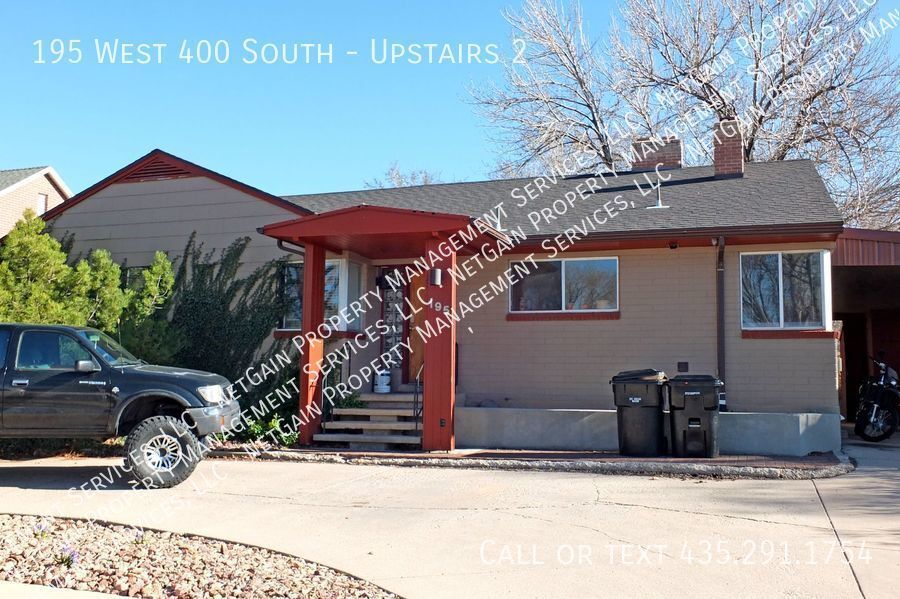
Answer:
[0,166,70,236]
[45,120,849,456]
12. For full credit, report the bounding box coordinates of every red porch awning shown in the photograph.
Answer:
[260,204,502,259]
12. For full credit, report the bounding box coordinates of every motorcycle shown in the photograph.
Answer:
[854,354,899,442]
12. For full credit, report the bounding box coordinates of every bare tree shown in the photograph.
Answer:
[364,162,442,189]
[472,0,618,174]
[477,0,900,229]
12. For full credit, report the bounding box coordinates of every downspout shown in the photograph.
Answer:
[254,226,307,261]
[276,238,305,260]
[715,236,727,409]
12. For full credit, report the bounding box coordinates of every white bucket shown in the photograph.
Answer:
[373,370,391,394]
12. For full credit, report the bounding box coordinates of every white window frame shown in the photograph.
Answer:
[508,256,620,314]
[277,258,366,332]
[739,249,831,331]
[337,258,364,332]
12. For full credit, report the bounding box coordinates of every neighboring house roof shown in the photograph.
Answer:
[282,159,844,240]
[0,166,72,199]
[43,149,311,221]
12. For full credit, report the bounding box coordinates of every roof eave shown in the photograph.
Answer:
[523,221,845,245]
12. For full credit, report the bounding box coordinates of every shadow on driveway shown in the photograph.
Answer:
[0,464,133,491]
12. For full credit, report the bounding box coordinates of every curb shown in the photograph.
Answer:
[209,449,855,480]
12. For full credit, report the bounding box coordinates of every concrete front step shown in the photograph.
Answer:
[313,433,422,445]
[322,420,419,431]
[333,407,415,417]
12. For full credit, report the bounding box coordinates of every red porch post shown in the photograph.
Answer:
[421,237,457,451]
[299,242,326,444]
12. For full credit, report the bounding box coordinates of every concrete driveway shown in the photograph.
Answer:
[0,440,896,599]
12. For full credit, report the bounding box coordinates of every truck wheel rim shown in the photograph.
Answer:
[143,434,182,472]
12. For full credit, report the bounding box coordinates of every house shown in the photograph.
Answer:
[43,152,310,276]
[261,120,846,456]
[46,119,874,456]
[0,166,70,236]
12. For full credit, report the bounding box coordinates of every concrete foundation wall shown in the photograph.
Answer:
[456,407,842,457]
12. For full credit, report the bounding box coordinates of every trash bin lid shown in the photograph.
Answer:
[669,374,723,386]
[610,369,668,384]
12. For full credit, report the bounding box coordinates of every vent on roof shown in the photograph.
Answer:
[120,157,196,183]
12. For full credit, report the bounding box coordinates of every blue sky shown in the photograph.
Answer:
[2,2,896,196]
[0,1,613,195]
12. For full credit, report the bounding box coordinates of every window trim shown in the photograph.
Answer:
[508,256,620,314]
[276,257,366,333]
[278,260,304,332]
[739,250,831,331]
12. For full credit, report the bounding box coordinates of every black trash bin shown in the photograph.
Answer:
[611,369,667,456]
[668,375,723,458]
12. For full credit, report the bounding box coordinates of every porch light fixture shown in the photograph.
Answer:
[429,268,443,286]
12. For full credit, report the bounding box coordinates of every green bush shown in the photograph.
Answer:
[119,234,298,441]
[0,211,173,332]
[121,234,288,377]
[245,414,299,446]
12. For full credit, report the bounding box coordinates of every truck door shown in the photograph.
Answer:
[0,328,11,429]
[2,329,111,432]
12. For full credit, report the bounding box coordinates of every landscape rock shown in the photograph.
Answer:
[0,514,395,598]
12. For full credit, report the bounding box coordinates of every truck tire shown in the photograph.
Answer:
[124,415,201,489]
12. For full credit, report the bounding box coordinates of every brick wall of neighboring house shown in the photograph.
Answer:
[0,173,67,237]
[456,242,839,414]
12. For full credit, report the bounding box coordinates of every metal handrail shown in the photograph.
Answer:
[412,362,424,432]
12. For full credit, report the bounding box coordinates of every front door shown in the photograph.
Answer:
[2,330,111,432]
[379,268,429,385]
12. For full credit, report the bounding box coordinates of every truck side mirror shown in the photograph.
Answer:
[75,360,99,373]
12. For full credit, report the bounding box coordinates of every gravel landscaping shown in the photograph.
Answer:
[0,514,396,598]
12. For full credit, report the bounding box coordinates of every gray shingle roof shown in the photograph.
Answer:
[281,160,843,237]
[0,166,46,193]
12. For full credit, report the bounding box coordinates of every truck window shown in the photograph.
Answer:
[16,331,93,370]
[0,329,10,368]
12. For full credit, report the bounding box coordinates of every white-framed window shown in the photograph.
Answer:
[279,258,363,332]
[36,193,49,214]
[740,250,831,330]
[280,261,304,331]
[509,257,619,313]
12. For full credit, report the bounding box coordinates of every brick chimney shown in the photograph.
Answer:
[713,119,744,178]
[630,136,682,171]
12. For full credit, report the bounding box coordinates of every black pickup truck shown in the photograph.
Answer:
[0,323,240,488]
